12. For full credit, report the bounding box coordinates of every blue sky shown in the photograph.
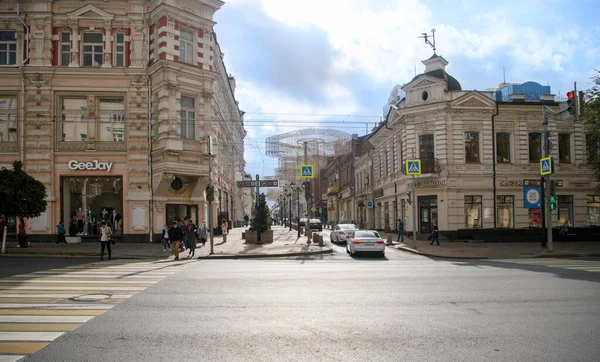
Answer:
[214,0,600,182]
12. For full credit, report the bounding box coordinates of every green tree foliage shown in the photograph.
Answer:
[250,193,271,233]
[584,70,600,189]
[0,161,47,219]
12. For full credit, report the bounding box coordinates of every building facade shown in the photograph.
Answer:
[0,0,246,241]
[346,54,598,237]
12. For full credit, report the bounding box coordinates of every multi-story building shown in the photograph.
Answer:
[0,0,246,241]
[349,54,598,237]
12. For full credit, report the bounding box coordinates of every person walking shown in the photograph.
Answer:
[397,218,405,243]
[169,220,183,261]
[99,221,113,260]
[185,221,198,258]
[221,219,228,243]
[17,218,27,248]
[161,224,170,251]
[56,220,68,245]
[199,221,208,246]
[430,221,440,246]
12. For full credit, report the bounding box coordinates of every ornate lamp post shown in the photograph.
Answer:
[287,187,293,232]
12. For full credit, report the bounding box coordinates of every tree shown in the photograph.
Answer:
[249,193,271,233]
[584,70,600,190]
[0,161,47,221]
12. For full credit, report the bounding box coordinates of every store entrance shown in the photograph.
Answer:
[419,196,438,234]
[166,204,197,225]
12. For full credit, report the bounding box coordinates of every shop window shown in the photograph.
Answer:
[180,96,195,139]
[60,32,71,66]
[82,33,103,67]
[114,33,125,67]
[587,195,600,226]
[60,177,123,236]
[529,133,542,163]
[557,195,573,227]
[465,132,480,163]
[99,98,125,142]
[419,134,434,161]
[464,195,482,229]
[60,97,125,142]
[0,31,17,65]
[496,133,510,163]
[496,195,514,228]
[179,29,194,64]
[528,208,542,227]
[0,96,17,143]
[558,133,571,163]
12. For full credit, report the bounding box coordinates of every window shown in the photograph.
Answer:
[82,33,103,67]
[114,33,125,67]
[419,134,434,161]
[99,98,125,142]
[557,195,573,227]
[558,133,571,163]
[0,96,17,142]
[60,32,71,66]
[464,195,482,229]
[465,132,480,163]
[0,31,17,65]
[528,133,542,163]
[179,29,194,64]
[392,134,398,173]
[496,195,514,228]
[61,97,125,142]
[496,133,510,163]
[180,96,195,139]
[587,195,600,226]
[528,208,542,227]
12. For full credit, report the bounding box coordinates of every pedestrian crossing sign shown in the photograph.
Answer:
[300,164,314,178]
[540,157,552,176]
[406,159,421,175]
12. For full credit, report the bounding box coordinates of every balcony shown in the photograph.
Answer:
[402,157,441,175]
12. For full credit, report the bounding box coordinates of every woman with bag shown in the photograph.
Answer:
[221,219,228,243]
[199,221,208,246]
[185,221,197,258]
[99,221,113,260]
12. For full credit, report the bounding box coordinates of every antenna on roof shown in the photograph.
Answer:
[418,28,436,54]
[414,64,417,76]
[503,67,506,84]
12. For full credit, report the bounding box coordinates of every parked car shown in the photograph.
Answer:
[346,230,386,257]
[299,218,308,227]
[309,219,322,231]
[330,224,359,244]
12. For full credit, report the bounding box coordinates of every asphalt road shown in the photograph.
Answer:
[24,242,600,362]
[0,257,93,279]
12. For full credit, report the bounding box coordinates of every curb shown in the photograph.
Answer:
[196,248,334,260]
[395,246,600,260]
[395,246,489,260]
[532,252,600,259]
[0,253,166,260]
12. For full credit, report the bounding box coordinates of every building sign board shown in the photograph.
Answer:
[68,160,113,172]
[523,186,542,208]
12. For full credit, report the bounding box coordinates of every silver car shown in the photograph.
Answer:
[346,230,386,257]
[330,224,358,244]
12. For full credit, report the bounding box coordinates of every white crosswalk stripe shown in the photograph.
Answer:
[0,259,193,360]
[492,258,600,272]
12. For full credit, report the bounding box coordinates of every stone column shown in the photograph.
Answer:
[69,23,79,67]
[102,21,112,68]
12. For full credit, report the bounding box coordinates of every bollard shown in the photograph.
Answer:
[318,234,324,246]
[386,234,393,245]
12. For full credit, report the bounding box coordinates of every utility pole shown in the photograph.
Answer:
[208,150,214,255]
[542,106,553,252]
[412,175,417,248]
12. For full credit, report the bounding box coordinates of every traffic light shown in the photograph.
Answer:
[358,201,364,208]
[206,185,214,202]
[566,91,576,115]
[549,195,557,211]
[578,91,585,116]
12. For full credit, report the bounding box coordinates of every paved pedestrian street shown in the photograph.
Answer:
[492,258,600,273]
[0,259,193,361]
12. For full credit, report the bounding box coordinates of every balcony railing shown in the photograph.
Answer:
[401,157,441,175]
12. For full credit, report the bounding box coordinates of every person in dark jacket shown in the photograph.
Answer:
[430,221,440,246]
[168,220,184,261]
[56,220,68,245]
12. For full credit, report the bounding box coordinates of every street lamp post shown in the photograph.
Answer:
[288,191,292,231]
[296,186,301,238]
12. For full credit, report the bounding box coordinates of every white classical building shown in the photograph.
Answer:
[360,54,598,237]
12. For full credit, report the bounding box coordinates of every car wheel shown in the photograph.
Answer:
[345,243,349,254]
[379,251,385,258]
[330,234,334,243]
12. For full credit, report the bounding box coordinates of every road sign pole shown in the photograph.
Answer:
[412,175,417,249]
[542,106,553,252]
[208,155,214,255]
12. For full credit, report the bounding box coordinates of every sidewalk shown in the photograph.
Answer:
[380,233,600,259]
[0,225,332,260]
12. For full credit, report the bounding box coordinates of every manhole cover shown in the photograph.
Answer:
[70,294,111,302]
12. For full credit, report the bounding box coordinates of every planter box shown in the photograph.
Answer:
[242,232,246,240]
[261,230,273,244]
[245,231,258,243]
[244,230,273,244]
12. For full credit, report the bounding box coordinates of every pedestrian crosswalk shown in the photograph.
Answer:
[493,258,600,272]
[0,259,193,361]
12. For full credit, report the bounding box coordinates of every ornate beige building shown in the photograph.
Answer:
[0,0,246,241]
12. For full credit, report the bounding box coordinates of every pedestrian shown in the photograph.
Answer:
[99,221,113,260]
[17,218,27,248]
[397,218,405,242]
[199,221,208,246]
[56,220,68,245]
[185,221,197,258]
[169,220,183,261]
[0,216,6,238]
[430,221,440,246]
[161,224,170,251]
[221,219,228,242]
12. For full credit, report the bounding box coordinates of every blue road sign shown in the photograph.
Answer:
[300,164,314,179]
[367,201,373,208]
[540,157,552,175]
[406,159,421,175]
[523,186,542,208]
